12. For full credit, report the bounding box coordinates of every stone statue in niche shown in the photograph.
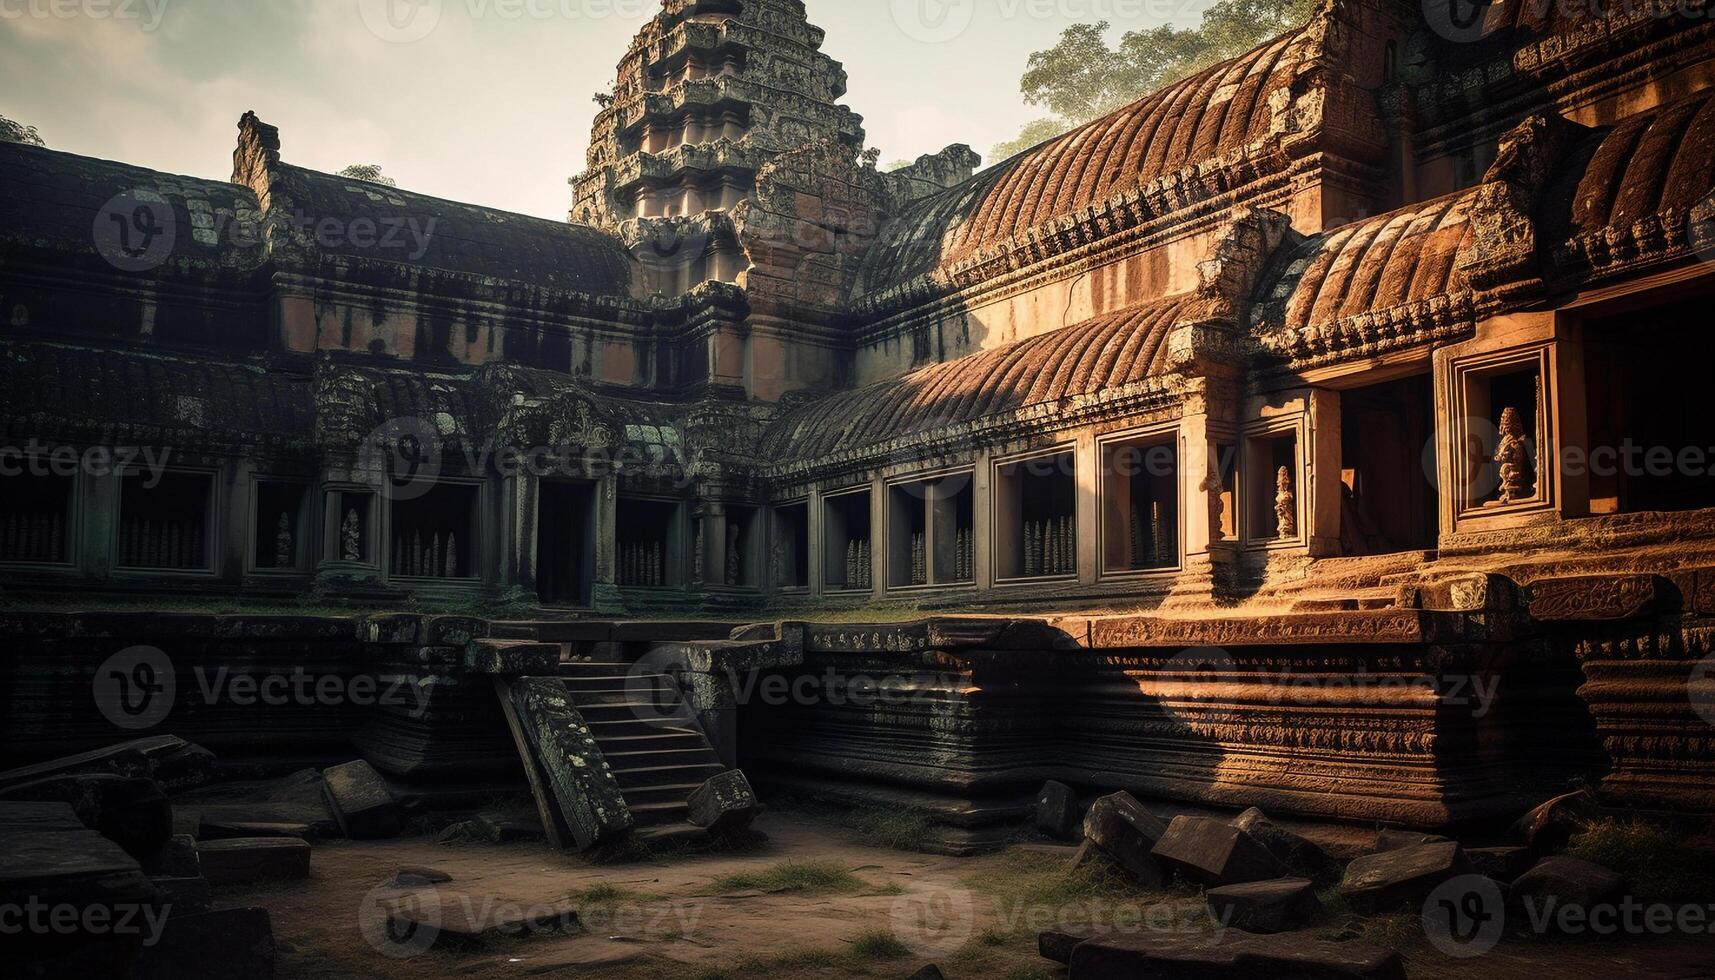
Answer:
[274,513,293,568]
[1493,407,1536,505]
[341,509,363,562]
[1201,469,1226,542]
[727,524,742,586]
[1275,467,1297,539]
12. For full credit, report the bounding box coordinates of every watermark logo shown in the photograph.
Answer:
[890,0,976,44]
[93,645,175,731]
[1421,0,1498,44]
[94,191,176,274]
[890,887,975,957]
[359,882,442,959]
[1156,646,1235,729]
[359,416,444,502]
[623,646,698,729]
[1422,875,1505,959]
[1424,415,1508,506]
[1691,654,1715,730]
[0,0,172,31]
[359,0,443,42]
[629,221,710,276]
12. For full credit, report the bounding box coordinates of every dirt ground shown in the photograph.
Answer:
[224,810,1715,980]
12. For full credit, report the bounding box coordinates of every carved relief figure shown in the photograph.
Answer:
[1494,407,1536,505]
[1275,467,1297,539]
[341,509,362,562]
[1201,470,1226,542]
[727,524,742,586]
[274,512,293,568]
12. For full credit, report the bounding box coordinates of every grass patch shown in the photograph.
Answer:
[1569,819,1715,904]
[568,883,647,910]
[710,861,866,895]
[963,847,1160,909]
[848,929,913,960]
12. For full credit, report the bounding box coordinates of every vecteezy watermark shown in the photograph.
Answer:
[890,888,976,957]
[1691,653,1715,730]
[889,0,977,44]
[1424,0,1712,44]
[0,442,173,485]
[357,0,656,42]
[0,899,173,946]
[1422,875,1506,958]
[0,0,172,31]
[359,416,446,503]
[94,190,177,274]
[360,880,697,958]
[92,646,431,733]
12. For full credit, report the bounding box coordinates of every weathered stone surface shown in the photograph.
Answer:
[1510,789,1600,855]
[389,891,579,941]
[464,640,560,676]
[685,770,759,835]
[1230,808,1336,882]
[0,773,172,860]
[1206,878,1322,933]
[200,819,319,841]
[176,769,337,841]
[1371,829,1452,853]
[1511,856,1626,915]
[1038,925,1098,964]
[0,736,215,794]
[132,907,275,980]
[149,834,201,877]
[1034,780,1080,840]
[1151,815,1286,888]
[1466,846,1534,883]
[196,838,311,886]
[0,800,84,831]
[1082,792,1169,886]
[321,760,402,839]
[1340,842,1470,911]
[151,874,213,914]
[1063,930,1406,980]
[392,866,453,887]
[0,827,157,908]
[506,677,633,851]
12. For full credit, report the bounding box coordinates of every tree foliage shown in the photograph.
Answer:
[338,163,397,187]
[991,0,1317,163]
[0,114,45,147]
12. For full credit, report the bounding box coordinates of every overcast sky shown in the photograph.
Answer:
[1,0,1209,220]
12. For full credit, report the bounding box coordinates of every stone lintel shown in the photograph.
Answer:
[1524,574,1662,621]
[1066,610,1430,649]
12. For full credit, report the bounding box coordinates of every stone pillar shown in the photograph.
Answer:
[497,472,535,602]
[590,475,622,613]
[1076,430,1100,586]
[1307,388,1343,558]
[698,501,729,587]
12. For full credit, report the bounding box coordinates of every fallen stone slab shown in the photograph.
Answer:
[0,801,85,832]
[465,640,561,675]
[0,773,172,860]
[1510,789,1600,855]
[686,770,760,836]
[1371,829,1453,853]
[1038,925,1099,964]
[1510,856,1626,918]
[503,677,633,852]
[149,834,201,877]
[1035,780,1080,840]
[392,866,453,888]
[132,907,275,980]
[1466,846,1533,883]
[1340,841,1470,912]
[0,736,215,794]
[388,891,580,942]
[1151,815,1286,888]
[1206,877,1322,933]
[0,828,158,909]
[197,838,311,886]
[320,760,402,839]
[1063,929,1405,980]
[1082,792,1168,886]
[1230,808,1337,883]
[200,819,321,841]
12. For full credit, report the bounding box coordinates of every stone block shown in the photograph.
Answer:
[685,770,759,836]
[1230,807,1336,882]
[1510,856,1626,917]
[0,736,215,794]
[1371,829,1452,853]
[1034,780,1080,840]
[1510,789,1599,855]
[1206,878,1321,933]
[1151,815,1286,888]
[391,866,453,888]
[1064,930,1405,980]
[506,677,634,851]
[1038,925,1098,964]
[197,838,311,886]
[388,891,579,941]
[0,828,157,909]
[1082,792,1169,887]
[1340,842,1469,912]
[464,640,560,676]
[0,801,84,832]
[132,907,275,980]
[151,875,213,914]
[321,760,402,839]
[149,834,201,877]
[0,773,172,861]
[1466,846,1533,883]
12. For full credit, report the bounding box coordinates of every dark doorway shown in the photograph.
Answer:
[1340,373,1437,555]
[537,481,594,606]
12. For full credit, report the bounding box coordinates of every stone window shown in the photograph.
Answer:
[616,496,684,589]
[389,483,479,581]
[724,505,762,589]
[251,480,311,573]
[994,449,1077,581]
[117,471,214,572]
[1100,431,1180,574]
[822,488,873,593]
[1,471,73,565]
[886,473,975,589]
[537,481,595,606]
[773,500,810,591]
[1339,374,1437,555]
[1244,430,1302,546]
[1450,346,1552,517]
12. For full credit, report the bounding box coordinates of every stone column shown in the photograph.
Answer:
[1307,388,1343,557]
[1163,325,1243,610]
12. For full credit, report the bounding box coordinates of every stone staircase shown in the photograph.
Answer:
[556,655,729,834]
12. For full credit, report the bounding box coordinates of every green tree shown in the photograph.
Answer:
[0,114,45,147]
[338,163,397,187]
[992,0,1316,163]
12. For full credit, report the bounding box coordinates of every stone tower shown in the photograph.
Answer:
[571,0,868,288]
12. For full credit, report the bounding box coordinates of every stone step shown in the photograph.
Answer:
[612,764,727,790]
[582,718,703,737]
[567,687,684,708]
[595,732,714,752]
[621,783,707,806]
[605,747,725,769]
[633,821,711,849]
[558,661,644,676]
[576,701,697,722]
[627,800,691,827]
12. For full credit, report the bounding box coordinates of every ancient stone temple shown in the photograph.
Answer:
[3,0,1715,846]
